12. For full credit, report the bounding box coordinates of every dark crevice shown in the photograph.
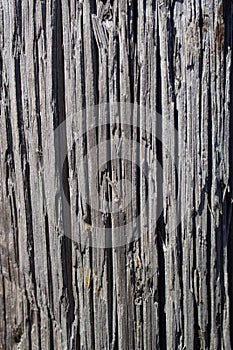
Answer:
[12,0,22,55]
[0,52,2,102]
[89,247,95,349]
[15,57,24,152]
[90,0,96,14]
[5,105,15,195]
[177,222,184,348]
[136,128,141,218]
[114,296,119,350]
[51,0,75,342]
[156,15,162,115]
[45,214,54,310]
[4,114,14,161]
[80,11,86,110]
[116,32,121,103]
[132,1,138,45]
[193,181,200,350]
[129,1,137,103]
[11,190,20,265]
[60,236,75,342]
[91,0,101,105]
[72,249,81,349]
[49,307,55,349]
[93,28,99,106]
[13,324,23,344]
[15,53,36,291]
[157,215,167,350]
[24,288,32,349]
[156,14,166,345]
[174,105,179,200]
[91,0,99,106]
[37,309,42,350]
[206,198,211,349]
[226,2,233,347]
[56,0,66,127]
[198,1,204,150]
[62,157,71,206]
[32,9,43,154]
[206,58,212,349]
[228,208,233,348]
[174,107,178,131]
[167,3,176,102]
[106,248,113,344]
[24,162,36,289]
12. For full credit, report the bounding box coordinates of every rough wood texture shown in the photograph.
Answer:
[0,0,232,349]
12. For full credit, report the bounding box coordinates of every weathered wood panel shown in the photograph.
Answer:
[0,0,232,349]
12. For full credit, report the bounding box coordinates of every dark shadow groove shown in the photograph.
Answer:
[51,0,75,343]
[225,1,233,347]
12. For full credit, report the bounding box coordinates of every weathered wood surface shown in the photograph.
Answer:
[0,0,232,349]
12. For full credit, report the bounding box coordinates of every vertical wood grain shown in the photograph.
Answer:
[0,0,232,349]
